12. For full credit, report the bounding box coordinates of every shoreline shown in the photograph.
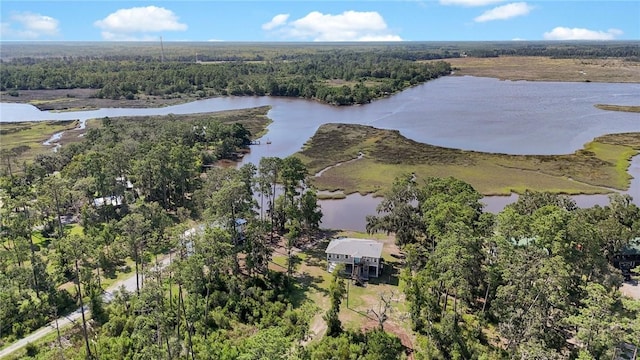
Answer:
[301,123,640,197]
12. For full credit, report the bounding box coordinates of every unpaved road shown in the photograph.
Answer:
[0,243,182,358]
[620,279,640,300]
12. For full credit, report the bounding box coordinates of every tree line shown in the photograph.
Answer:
[2,41,637,62]
[366,175,640,359]
[0,50,452,106]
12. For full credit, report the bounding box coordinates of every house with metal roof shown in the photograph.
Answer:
[325,238,384,279]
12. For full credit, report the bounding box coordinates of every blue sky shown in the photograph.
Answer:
[1,1,638,42]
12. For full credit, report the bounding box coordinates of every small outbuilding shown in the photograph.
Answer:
[325,238,384,279]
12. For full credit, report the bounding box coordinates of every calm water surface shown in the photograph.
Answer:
[2,76,639,230]
[2,77,639,156]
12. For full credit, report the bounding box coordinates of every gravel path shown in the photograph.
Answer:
[0,229,191,358]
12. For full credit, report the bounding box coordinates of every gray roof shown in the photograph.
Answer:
[325,238,383,259]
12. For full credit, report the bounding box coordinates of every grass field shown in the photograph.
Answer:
[439,56,640,83]
[298,123,640,196]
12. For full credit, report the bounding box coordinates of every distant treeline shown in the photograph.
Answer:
[1,42,638,105]
[0,49,452,105]
[464,42,640,58]
[2,41,638,61]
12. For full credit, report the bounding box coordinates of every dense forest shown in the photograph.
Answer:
[0,48,452,106]
[2,41,639,62]
[1,41,638,106]
[367,176,640,359]
[0,113,330,358]
[1,112,639,359]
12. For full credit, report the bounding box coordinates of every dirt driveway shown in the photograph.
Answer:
[620,279,640,300]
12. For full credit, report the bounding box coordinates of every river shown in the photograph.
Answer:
[1,76,639,230]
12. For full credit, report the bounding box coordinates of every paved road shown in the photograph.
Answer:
[0,239,183,358]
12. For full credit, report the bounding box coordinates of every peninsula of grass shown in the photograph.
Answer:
[595,104,640,113]
[297,123,640,196]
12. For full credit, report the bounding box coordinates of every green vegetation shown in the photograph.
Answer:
[0,106,271,176]
[2,42,639,359]
[298,123,640,196]
[445,56,640,83]
[2,41,638,62]
[0,46,452,107]
[366,176,640,359]
[2,120,639,358]
[3,41,637,110]
[0,99,338,358]
[0,120,79,175]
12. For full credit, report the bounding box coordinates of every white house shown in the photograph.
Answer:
[93,195,123,208]
[325,238,384,279]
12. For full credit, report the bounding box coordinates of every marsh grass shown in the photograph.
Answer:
[595,104,640,113]
[0,120,79,171]
[440,56,640,83]
[300,123,640,196]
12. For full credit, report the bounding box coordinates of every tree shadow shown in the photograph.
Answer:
[367,260,401,286]
[289,271,328,307]
[290,254,303,272]
[347,307,375,320]
[302,238,331,261]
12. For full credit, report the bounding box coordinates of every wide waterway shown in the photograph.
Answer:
[1,76,639,230]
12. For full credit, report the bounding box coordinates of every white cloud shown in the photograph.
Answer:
[265,10,402,42]
[94,6,187,40]
[474,2,532,22]
[262,14,290,30]
[440,0,505,7]
[0,11,60,40]
[543,27,623,40]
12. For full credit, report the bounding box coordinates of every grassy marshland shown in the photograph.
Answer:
[0,120,79,170]
[297,123,640,196]
[441,56,640,83]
